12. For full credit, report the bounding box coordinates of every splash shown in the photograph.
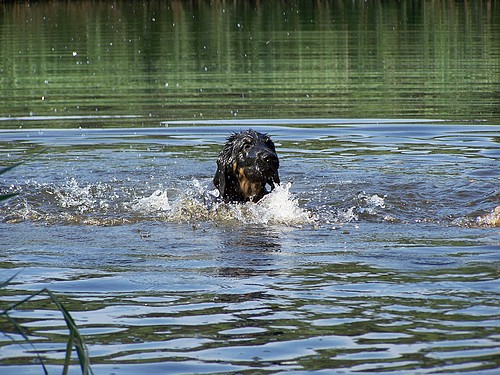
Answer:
[356,192,386,214]
[316,191,396,225]
[131,190,170,214]
[232,182,314,225]
[3,177,394,227]
[335,206,359,223]
[450,206,500,228]
[474,206,500,228]
[131,180,313,226]
[53,178,115,213]
[0,178,128,224]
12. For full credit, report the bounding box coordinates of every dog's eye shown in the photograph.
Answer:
[242,139,253,151]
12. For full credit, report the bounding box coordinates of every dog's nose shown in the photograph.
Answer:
[259,151,278,165]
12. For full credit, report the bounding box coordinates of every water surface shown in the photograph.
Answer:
[1,1,500,374]
[1,121,499,374]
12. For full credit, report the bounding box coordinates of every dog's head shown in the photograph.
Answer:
[214,130,280,202]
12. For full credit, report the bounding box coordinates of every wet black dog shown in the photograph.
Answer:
[214,130,280,203]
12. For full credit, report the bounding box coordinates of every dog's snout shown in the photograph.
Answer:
[259,151,278,164]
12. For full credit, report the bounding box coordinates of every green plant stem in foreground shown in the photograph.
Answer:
[0,192,18,202]
[1,287,93,375]
[0,162,22,202]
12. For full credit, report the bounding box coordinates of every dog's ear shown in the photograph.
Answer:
[269,170,280,191]
[213,159,227,198]
[273,170,280,186]
[214,134,238,198]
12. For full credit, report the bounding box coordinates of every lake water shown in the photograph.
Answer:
[1,1,499,374]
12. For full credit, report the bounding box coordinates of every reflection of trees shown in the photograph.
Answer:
[1,0,498,124]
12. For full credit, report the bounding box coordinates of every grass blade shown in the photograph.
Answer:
[63,328,75,375]
[0,162,23,202]
[0,162,23,175]
[2,308,49,374]
[1,283,93,375]
[0,191,18,202]
[0,271,21,289]
[45,289,93,375]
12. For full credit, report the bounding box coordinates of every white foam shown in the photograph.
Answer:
[130,180,313,226]
[234,182,314,225]
[53,178,116,214]
[131,189,170,213]
[8,177,312,226]
[475,206,500,227]
[336,206,359,223]
[366,194,386,208]
[356,192,387,216]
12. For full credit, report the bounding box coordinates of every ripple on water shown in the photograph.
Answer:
[1,121,499,374]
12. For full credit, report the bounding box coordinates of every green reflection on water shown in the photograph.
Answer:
[1,261,498,371]
[1,0,499,128]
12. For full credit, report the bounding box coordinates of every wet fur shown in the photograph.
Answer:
[214,130,280,203]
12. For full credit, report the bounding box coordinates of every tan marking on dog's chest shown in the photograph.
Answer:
[236,165,263,200]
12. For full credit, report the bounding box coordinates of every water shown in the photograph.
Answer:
[1,122,499,373]
[1,1,500,374]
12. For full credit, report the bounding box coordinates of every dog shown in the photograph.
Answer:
[213,130,280,203]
